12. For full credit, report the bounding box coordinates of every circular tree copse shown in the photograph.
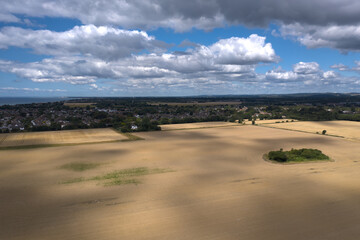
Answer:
[265,148,330,163]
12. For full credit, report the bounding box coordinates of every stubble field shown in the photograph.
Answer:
[0,128,127,147]
[160,121,240,130]
[148,101,242,106]
[1,123,360,239]
[264,120,360,141]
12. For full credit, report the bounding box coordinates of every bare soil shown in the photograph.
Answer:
[1,124,360,239]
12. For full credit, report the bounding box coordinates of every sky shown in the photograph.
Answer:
[0,0,360,97]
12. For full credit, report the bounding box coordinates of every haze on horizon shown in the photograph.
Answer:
[1,0,360,97]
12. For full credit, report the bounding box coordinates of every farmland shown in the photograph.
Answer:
[0,128,128,148]
[2,122,360,239]
[159,119,297,130]
[148,101,242,106]
[263,120,360,141]
[160,121,240,130]
[63,102,95,107]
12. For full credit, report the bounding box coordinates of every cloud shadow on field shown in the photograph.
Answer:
[246,135,336,150]
[2,126,360,239]
[57,146,129,162]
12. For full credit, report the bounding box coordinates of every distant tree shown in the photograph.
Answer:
[322,130,327,135]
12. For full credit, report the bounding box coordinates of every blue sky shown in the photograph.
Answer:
[0,1,360,96]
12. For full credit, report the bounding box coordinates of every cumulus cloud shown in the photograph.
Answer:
[293,62,320,74]
[331,63,349,71]
[0,25,167,61]
[266,62,338,83]
[1,1,360,51]
[266,68,298,81]
[279,23,360,51]
[331,61,360,73]
[262,62,360,92]
[0,34,277,86]
[323,71,338,79]
[1,57,359,94]
[209,35,278,65]
[0,58,98,84]
[0,25,276,70]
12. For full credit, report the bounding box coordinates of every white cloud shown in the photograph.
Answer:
[331,63,349,71]
[3,57,358,94]
[132,34,278,75]
[323,71,337,79]
[1,0,360,52]
[0,24,358,94]
[265,62,355,88]
[0,25,276,74]
[0,34,277,85]
[331,61,360,73]
[266,68,298,81]
[0,87,66,92]
[0,25,166,61]
[293,62,320,74]
[209,34,279,65]
[266,62,323,83]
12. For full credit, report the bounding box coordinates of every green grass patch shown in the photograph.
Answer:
[90,167,170,181]
[61,177,86,184]
[60,167,173,186]
[60,162,101,172]
[104,178,141,186]
[266,148,330,163]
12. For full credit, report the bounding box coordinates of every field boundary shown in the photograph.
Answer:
[0,131,143,151]
[160,123,243,131]
[255,124,347,140]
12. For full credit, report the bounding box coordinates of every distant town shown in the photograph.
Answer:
[1,93,360,133]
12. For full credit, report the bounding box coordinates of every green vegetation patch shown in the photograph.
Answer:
[266,148,330,163]
[103,178,141,186]
[60,167,172,186]
[61,177,86,184]
[91,167,172,186]
[60,162,101,172]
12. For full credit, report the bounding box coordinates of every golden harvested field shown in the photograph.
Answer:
[0,128,127,147]
[264,120,360,141]
[160,121,240,130]
[2,124,360,239]
[148,101,242,106]
[64,102,95,107]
